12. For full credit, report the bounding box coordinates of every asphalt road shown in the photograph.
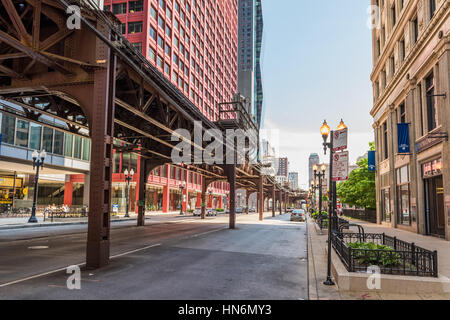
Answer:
[0,213,308,300]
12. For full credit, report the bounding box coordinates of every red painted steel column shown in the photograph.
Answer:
[63,182,73,206]
[86,27,116,269]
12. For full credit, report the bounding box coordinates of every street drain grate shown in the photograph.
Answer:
[28,246,50,250]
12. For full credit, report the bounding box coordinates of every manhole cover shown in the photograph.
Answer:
[28,246,50,250]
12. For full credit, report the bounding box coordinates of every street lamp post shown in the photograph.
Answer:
[28,150,47,223]
[313,164,326,231]
[124,168,135,218]
[321,120,334,286]
[179,181,186,215]
[320,119,347,286]
[208,188,213,209]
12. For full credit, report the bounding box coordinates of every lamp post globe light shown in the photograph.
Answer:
[179,181,186,215]
[124,168,134,218]
[313,164,326,232]
[320,119,346,286]
[28,150,47,223]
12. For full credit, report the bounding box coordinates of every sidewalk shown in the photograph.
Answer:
[307,217,450,300]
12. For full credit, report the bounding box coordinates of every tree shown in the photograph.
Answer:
[336,143,376,210]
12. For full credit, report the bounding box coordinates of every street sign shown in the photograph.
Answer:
[332,128,348,152]
[332,151,349,182]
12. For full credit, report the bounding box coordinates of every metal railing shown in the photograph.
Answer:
[331,232,438,277]
[343,209,377,223]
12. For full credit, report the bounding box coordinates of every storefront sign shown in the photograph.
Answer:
[422,158,442,178]
[416,135,444,154]
[332,128,348,152]
[397,123,410,154]
[332,151,349,182]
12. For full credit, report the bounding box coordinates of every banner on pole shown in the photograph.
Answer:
[332,128,348,152]
[332,151,349,182]
[368,151,376,171]
[397,123,410,154]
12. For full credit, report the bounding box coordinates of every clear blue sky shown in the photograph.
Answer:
[261,0,375,189]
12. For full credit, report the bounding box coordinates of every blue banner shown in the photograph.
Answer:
[397,123,410,154]
[368,151,376,171]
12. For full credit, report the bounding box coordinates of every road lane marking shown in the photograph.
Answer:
[0,225,227,288]
[110,243,161,258]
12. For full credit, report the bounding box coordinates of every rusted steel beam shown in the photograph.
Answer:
[32,0,41,50]
[0,30,72,75]
[258,176,264,221]
[0,64,24,79]
[1,0,32,44]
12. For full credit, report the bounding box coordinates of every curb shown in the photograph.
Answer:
[0,218,142,231]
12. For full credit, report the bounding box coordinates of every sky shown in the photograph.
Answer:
[261,0,375,190]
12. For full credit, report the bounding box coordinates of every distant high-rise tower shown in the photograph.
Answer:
[309,153,320,185]
[277,157,289,177]
[238,0,264,127]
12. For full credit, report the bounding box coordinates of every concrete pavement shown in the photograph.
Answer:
[0,213,308,300]
[307,217,450,300]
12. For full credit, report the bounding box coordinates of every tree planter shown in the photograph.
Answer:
[331,232,438,277]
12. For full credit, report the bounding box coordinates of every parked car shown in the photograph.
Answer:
[287,207,295,213]
[206,208,217,217]
[236,207,244,214]
[193,207,202,216]
[290,209,306,222]
[249,207,256,213]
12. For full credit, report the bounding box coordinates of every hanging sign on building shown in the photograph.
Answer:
[332,128,348,152]
[332,151,349,182]
[397,123,410,154]
[368,151,376,171]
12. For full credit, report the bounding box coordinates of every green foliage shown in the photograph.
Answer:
[216,208,225,212]
[312,211,328,220]
[336,142,376,210]
[347,242,401,266]
[187,209,194,213]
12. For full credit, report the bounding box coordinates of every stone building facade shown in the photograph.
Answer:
[370,0,449,239]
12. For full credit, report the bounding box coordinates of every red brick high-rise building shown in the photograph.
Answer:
[63,0,239,213]
[104,0,238,122]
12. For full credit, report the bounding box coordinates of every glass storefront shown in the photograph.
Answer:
[145,185,163,211]
[111,183,136,213]
[169,189,182,211]
[423,158,445,237]
[396,165,411,226]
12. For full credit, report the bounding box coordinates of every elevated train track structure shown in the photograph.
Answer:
[0,0,295,268]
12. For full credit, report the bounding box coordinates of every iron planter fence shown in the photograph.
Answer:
[331,232,438,278]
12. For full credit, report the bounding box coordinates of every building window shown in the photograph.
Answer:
[382,188,391,222]
[82,138,90,161]
[426,72,437,132]
[412,17,419,44]
[42,127,53,153]
[399,38,405,63]
[119,23,126,35]
[128,0,143,13]
[149,26,156,40]
[128,21,143,34]
[149,47,156,61]
[396,165,411,226]
[53,130,64,155]
[1,114,15,144]
[29,122,42,151]
[418,83,424,136]
[15,119,29,148]
[73,135,82,160]
[429,0,436,19]
[399,102,406,123]
[112,3,127,14]
[64,133,73,157]
[383,121,388,160]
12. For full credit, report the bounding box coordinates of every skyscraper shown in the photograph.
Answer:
[288,172,299,190]
[309,153,320,185]
[104,0,238,122]
[277,157,288,177]
[238,0,263,127]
